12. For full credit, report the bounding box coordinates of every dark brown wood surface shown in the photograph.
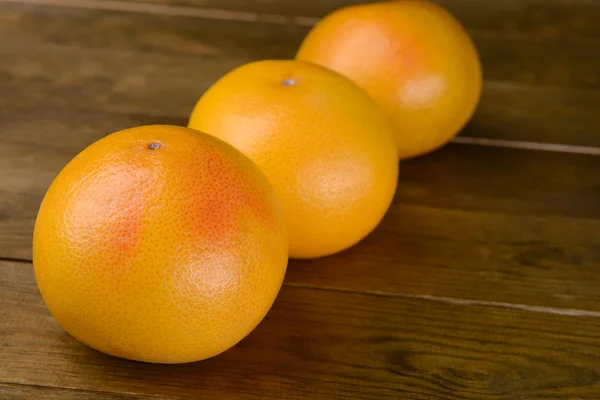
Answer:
[0,383,149,400]
[4,261,600,399]
[2,1,600,146]
[2,107,600,311]
[125,0,600,39]
[1,0,600,399]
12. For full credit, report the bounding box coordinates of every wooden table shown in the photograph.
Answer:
[1,0,600,398]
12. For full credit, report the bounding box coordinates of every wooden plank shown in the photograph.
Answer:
[0,383,152,400]
[3,53,600,148]
[0,3,600,88]
[1,1,599,91]
[0,2,305,58]
[1,107,600,311]
[466,82,600,147]
[2,260,600,399]
[118,0,600,39]
[3,108,599,221]
[475,37,600,90]
[3,38,599,113]
[2,3,600,148]
[288,205,600,310]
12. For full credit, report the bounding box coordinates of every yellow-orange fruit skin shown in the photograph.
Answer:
[33,125,288,364]
[297,0,483,159]
[189,60,399,259]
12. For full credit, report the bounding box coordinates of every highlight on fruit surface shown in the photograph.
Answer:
[296,0,482,159]
[188,59,399,259]
[32,125,289,364]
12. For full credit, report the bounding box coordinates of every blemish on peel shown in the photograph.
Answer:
[148,143,161,150]
[282,78,297,86]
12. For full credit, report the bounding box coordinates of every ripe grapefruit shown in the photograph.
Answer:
[296,0,482,159]
[188,60,398,259]
[33,125,288,364]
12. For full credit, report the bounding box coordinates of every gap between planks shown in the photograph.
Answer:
[0,256,33,264]
[285,282,600,319]
[452,136,600,155]
[5,257,600,319]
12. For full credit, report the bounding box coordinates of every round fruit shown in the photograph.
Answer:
[33,125,288,364]
[296,0,482,159]
[188,60,398,259]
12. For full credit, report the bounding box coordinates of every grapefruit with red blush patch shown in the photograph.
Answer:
[32,125,288,364]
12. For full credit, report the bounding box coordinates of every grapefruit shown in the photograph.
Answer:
[188,60,398,259]
[296,0,482,159]
[33,125,288,364]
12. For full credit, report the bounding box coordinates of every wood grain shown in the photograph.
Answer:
[121,0,600,39]
[1,107,600,310]
[4,60,600,147]
[0,383,152,400]
[2,2,600,147]
[288,205,600,310]
[465,82,600,147]
[2,260,600,399]
[1,1,600,399]
[2,1,599,90]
